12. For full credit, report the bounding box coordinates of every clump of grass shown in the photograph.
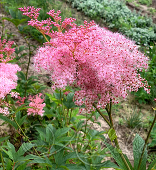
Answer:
[124,107,143,129]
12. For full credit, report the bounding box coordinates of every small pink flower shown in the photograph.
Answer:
[27,93,45,116]
[0,107,10,115]
[10,92,20,99]
[64,91,70,96]
[16,96,26,106]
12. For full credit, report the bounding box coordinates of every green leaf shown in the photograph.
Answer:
[6,142,16,161]
[17,11,22,20]
[147,158,156,170]
[9,9,16,19]
[65,164,87,170]
[18,45,25,53]
[54,149,65,165]
[17,71,26,80]
[45,93,62,104]
[133,134,147,170]
[16,161,28,170]
[100,160,122,169]
[107,128,117,142]
[17,143,34,158]
[77,120,85,130]
[0,114,18,129]
[104,141,131,170]
[63,93,76,109]
[55,127,70,138]
[0,136,9,143]
[46,124,55,143]
[5,158,12,170]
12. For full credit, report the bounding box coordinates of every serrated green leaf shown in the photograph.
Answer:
[54,149,65,165]
[46,124,55,143]
[55,127,70,138]
[17,143,34,158]
[77,120,85,130]
[104,141,130,170]
[100,160,121,169]
[133,134,147,170]
[64,164,87,170]
[6,142,16,161]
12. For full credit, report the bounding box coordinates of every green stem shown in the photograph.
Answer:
[13,116,41,157]
[93,103,111,127]
[107,98,131,170]
[0,149,5,170]
[24,39,32,97]
[68,109,72,125]
[93,100,131,170]
[137,110,156,170]
[25,41,31,81]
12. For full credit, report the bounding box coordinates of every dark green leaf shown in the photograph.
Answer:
[9,9,16,19]
[63,93,76,109]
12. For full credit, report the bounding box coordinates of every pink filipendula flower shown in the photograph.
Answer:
[19,7,150,112]
[0,107,10,115]
[27,93,45,116]
[64,91,70,96]
[0,38,21,99]
[0,63,21,99]
[0,37,15,63]
[10,92,20,99]
[16,96,26,106]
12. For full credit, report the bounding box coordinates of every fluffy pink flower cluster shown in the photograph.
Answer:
[19,7,150,112]
[0,38,15,63]
[27,93,45,116]
[0,38,21,99]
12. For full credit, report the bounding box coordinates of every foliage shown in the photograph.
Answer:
[69,0,156,46]
[147,152,156,164]
[138,0,152,6]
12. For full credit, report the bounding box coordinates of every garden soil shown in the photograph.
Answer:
[0,1,155,169]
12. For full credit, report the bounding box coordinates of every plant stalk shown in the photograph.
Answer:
[93,100,131,170]
[107,99,131,170]
[0,149,5,170]
[93,103,111,127]
[137,110,156,170]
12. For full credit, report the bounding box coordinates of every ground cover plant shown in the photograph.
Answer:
[0,3,156,169]
[66,0,156,46]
